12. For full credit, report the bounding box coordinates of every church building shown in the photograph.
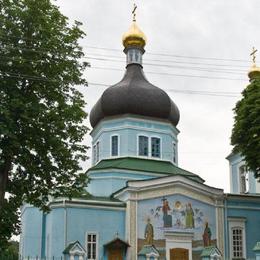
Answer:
[19,11,260,260]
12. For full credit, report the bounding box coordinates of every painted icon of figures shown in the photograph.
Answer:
[162,198,172,227]
[203,222,212,247]
[144,218,154,245]
[185,203,195,228]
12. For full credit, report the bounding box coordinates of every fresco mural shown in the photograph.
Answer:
[137,194,216,258]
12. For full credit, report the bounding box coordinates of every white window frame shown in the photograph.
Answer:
[69,244,86,260]
[239,165,249,194]
[146,252,159,260]
[137,134,149,157]
[93,144,96,164]
[110,134,120,157]
[86,232,99,260]
[93,141,100,164]
[151,136,161,158]
[228,218,246,260]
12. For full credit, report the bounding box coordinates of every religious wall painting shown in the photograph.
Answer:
[137,194,217,256]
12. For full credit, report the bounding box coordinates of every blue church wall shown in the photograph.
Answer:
[137,194,216,258]
[44,207,65,258]
[231,164,239,193]
[225,198,260,259]
[91,117,179,165]
[87,170,159,196]
[20,206,43,258]
[66,206,125,260]
[228,153,258,194]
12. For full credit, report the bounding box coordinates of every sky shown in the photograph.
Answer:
[56,0,260,192]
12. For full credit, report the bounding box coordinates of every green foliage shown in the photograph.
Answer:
[231,78,260,177]
[0,0,89,245]
[0,240,19,259]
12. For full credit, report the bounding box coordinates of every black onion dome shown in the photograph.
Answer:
[90,64,180,128]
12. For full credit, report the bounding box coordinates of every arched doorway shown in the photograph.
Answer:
[170,248,189,260]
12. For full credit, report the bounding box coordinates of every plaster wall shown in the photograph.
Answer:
[228,154,258,194]
[45,207,65,258]
[65,207,126,260]
[91,117,178,165]
[225,199,260,259]
[87,171,159,196]
[20,206,43,258]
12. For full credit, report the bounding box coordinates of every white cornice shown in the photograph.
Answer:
[87,168,168,177]
[114,175,224,205]
[90,115,179,139]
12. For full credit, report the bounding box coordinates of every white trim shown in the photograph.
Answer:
[236,160,245,194]
[90,115,179,137]
[110,134,120,157]
[90,176,146,180]
[93,140,100,165]
[227,205,260,210]
[85,232,99,260]
[228,218,247,259]
[87,167,171,177]
[114,175,223,204]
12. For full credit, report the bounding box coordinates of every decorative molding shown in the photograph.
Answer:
[90,115,179,137]
[87,167,169,178]
[115,175,224,206]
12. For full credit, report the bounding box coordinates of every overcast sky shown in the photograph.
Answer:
[56,0,260,192]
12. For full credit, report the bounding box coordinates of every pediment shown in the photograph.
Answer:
[114,175,223,206]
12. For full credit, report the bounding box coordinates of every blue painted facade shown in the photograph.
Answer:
[91,117,179,166]
[19,16,260,260]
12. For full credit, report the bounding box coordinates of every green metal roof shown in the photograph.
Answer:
[253,242,260,251]
[138,245,159,256]
[200,246,221,257]
[63,241,86,254]
[88,157,204,183]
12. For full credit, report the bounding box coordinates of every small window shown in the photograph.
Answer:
[111,136,119,156]
[139,136,148,156]
[173,143,176,163]
[151,137,160,158]
[93,142,99,163]
[239,166,249,193]
[93,144,96,163]
[87,233,97,260]
[96,142,100,162]
[232,228,243,258]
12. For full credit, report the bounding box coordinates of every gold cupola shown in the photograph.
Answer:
[248,47,260,81]
[122,4,147,49]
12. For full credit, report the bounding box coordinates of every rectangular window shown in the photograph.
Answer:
[111,135,119,156]
[96,142,100,162]
[87,233,97,260]
[173,143,176,163]
[228,218,246,260]
[139,136,149,156]
[232,228,243,258]
[93,144,97,163]
[151,137,160,157]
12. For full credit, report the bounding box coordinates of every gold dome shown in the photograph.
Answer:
[248,64,260,80]
[122,21,147,49]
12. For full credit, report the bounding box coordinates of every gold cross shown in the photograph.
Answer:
[132,3,137,22]
[250,47,258,65]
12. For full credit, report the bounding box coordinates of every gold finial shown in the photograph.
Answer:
[250,47,257,65]
[132,3,137,22]
[248,47,260,80]
[122,4,147,49]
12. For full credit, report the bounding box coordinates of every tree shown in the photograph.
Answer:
[231,74,260,178]
[0,0,89,244]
